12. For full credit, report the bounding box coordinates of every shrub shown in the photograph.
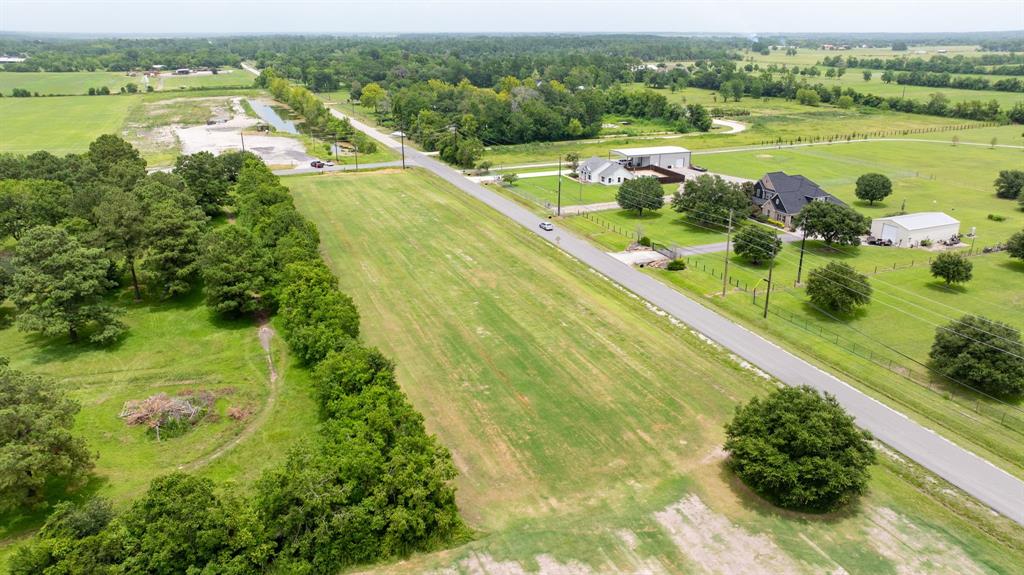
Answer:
[1008,230,1024,260]
[637,235,652,247]
[930,315,1024,397]
[806,261,872,313]
[988,213,1007,222]
[724,386,875,512]
[666,258,686,271]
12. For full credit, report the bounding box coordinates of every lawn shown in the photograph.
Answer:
[0,289,315,545]
[503,174,677,207]
[695,140,1024,240]
[0,94,139,155]
[563,207,731,251]
[0,71,137,96]
[286,168,1023,573]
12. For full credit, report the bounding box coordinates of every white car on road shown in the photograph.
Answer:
[539,222,554,231]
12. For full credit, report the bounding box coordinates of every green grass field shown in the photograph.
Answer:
[0,289,315,548]
[0,71,139,96]
[504,174,676,207]
[696,140,1024,240]
[0,95,140,155]
[742,45,994,68]
[158,69,254,90]
[286,168,1023,573]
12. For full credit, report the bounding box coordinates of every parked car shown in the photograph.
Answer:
[690,165,708,172]
[324,161,335,167]
[310,160,325,168]
[539,222,554,231]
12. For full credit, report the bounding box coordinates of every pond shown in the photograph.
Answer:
[246,99,299,134]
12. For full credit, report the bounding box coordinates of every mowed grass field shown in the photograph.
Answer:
[0,71,137,96]
[504,174,677,207]
[287,168,1023,573]
[0,95,139,155]
[696,140,1024,240]
[0,291,317,545]
[158,69,255,90]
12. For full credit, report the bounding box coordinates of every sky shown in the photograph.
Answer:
[1,0,1022,35]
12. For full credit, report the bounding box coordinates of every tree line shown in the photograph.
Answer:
[819,53,1024,76]
[2,138,465,572]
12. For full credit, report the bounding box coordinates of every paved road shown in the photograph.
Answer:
[329,107,1024,525]
[273,160,404,176]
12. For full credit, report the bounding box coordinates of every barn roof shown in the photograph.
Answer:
[874,212,959,230]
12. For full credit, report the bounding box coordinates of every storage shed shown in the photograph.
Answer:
[870,212,960,247]
[611,146,691,171]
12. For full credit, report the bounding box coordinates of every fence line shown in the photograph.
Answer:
[762,302,1024,433]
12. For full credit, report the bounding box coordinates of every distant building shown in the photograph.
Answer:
[752,172,844,228]
[870,213,960,247]
[0,55,26,63]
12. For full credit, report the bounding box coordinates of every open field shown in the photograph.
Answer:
[0,71,137,95]
[564,207,730,251]
[696,139,1024,240]
[286,168,1024,573]
[0,289,314,544]
[157,69,254,90]
[0,95,139,155]
[480,106,988,167]
[742,45,995,68]
[808,70,1024,109]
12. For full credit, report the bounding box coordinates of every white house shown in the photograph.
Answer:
[870,212,960,247]
[611,146,691,171]
[578,156,633,186]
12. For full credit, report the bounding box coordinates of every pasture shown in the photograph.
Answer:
[696,139,1024,240]
[0,290,316,541]
[0,71,137,96]
[742,45,994,68]
[0,95,139,155]
[157,69,255,90]
[286,168,1023,573]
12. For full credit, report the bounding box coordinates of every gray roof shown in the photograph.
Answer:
[758,172,844,215]
[579,156,608,173]
[597,162,628,178]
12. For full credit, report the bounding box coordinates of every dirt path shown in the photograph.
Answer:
[180,319,279,472]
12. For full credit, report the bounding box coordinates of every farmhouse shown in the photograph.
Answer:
[611,145,691,171]
[752,171,844,228]
[578,157,633,185]
[870,212,960,247]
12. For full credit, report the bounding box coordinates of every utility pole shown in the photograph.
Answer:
[795,231,807,285]
[354,144,359,171]
[240,130,246,152]
[763,235,776,319]
[970,234,977,255]
[400,129,406,169]
[556,156,562,216]
[721,208,733,297]
[333,133,339,163]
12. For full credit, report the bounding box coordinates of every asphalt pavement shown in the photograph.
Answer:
[329,108,1024,525]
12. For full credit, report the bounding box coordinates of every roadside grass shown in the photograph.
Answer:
[0,95,139,155]
[648,249,1024,480]
[0,71,137,96]
[286,168,1023,573]
[696,140,1024,240]
[504,174,676,207]
[0,288,302,543]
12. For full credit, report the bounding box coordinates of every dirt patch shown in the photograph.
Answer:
[866,507,986,575]
[653,494,803,574]
[755,154,774,159]
[175,97,313,167]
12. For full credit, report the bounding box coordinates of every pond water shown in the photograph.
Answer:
[247,99,299,134]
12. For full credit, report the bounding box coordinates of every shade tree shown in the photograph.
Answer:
[794,202,869,246]
[806,261,872,314]
[616,176,665,216]
[724,385,875,512]
[732,225,782,265]
[854,173,893,205]
[930,315,1024,397]
[930,252,973,286]
[671,174,749,225]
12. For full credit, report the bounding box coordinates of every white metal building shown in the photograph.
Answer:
[610,146,691,171]
[870,212,960,247]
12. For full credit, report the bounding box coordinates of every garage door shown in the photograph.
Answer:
[880,223,902,243]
